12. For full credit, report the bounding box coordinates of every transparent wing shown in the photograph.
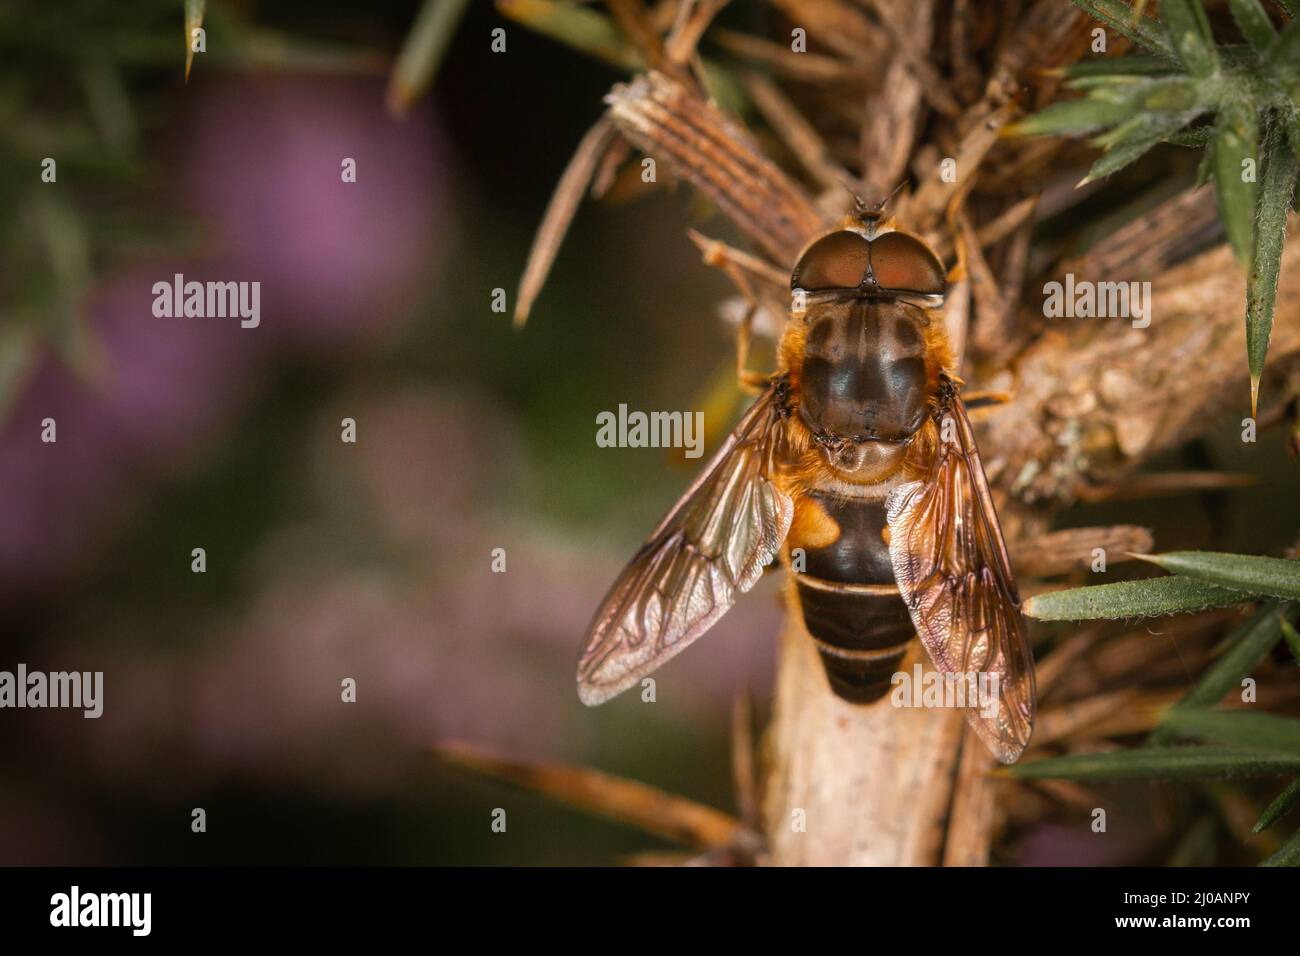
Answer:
[885,377,1036,763]
[578,385,793,705]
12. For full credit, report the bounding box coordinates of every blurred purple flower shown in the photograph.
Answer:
[179,73,448,348]
[0,73,449,599]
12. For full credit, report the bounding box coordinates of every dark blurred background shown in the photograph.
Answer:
[0,0,787,865]
[0,1,1295,865]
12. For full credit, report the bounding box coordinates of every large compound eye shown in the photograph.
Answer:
[868,232,946,295]
[790,231,871,291]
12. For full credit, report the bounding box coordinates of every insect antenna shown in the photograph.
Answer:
[843,180,909,231]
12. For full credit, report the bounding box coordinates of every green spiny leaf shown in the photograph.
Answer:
[1269,16,1300,69]
[1254,777,1300,832]
[1160,0,1219,77]
[1168,125,1215,148]
[1286,111,1300,164]
[1082,109,1204,183]
[184,0,206,82]
[1260,826,1300,865]
[1130,77,1203,112]
[1132,551,1300,600]
[1060,54,1181,78]
[1196,136,1216,188]
[1159,709,1300,756]
[1173,603,1290,709]
[1281,615,1300,664]
[386,0,473,115]
[1228,0,1277,52]
[1007,97,1138,137]
[1069,76,1200,112]
[1003,746,1300,781]
[497,0,641,71]
[1270,22,1300,105]
[1247,123,1299,414]
[1151,603,1291,743]
[1213,101,1260,268]
[1069,0,1178,59]
[1022,575,1250,621]
[1068,73,1170,93]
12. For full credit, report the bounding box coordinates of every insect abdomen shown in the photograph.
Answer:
[792,492,914,702]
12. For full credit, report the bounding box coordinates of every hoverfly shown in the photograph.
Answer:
[576,203,1035,763]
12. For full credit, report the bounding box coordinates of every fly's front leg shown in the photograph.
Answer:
[689,231,783,394]
[711,245,769,394]
[731,298,769,395]
[945,196,969,287]
[941,195,972,371]
[714,252,759,388]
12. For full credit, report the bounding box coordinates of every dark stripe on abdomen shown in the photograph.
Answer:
[794,493,915,703]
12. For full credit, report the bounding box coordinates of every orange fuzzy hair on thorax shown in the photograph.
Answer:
[775,296,953,496]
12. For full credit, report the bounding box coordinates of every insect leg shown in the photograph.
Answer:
[944,193,970,285]
[688,231,782,393]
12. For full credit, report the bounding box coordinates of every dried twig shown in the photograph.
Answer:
[1075,471,1256,504]
[741,69,855,193]
[434,740,753,850]
[1014,525,1154,578]
[664,0,730,66]
[763,625,964,865]
[1033,689,1144,746]
[731,691,759,828]
[711,28,860,82]
[981,219,1300,507]
[513,117,616,326]
[607,71,828,265]
[858,0,934,198]
[943,728,997,865]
